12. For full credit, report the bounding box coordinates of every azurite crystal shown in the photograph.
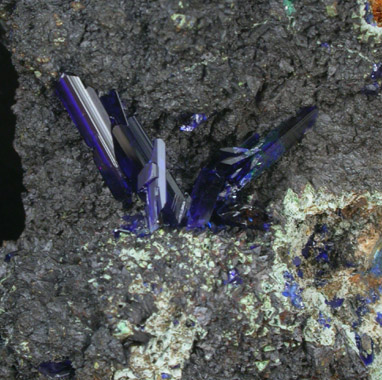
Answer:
[56,74,132,203]
[137,139,167,232]
[179,113,207,132]
[58,74,190,230]
[218,106,318,202]
[187,107,318,228]
[187,167,225,228]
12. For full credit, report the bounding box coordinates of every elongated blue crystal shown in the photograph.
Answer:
[219,106,318,201]
[187,107,318,228]
[107,98,190,226]
[187,168,225,228]
[138,139,167,232]
[56,74,132,203]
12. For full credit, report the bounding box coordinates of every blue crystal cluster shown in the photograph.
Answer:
[317,311,331,329]
[187,107,318,228]
[57,74,318,233]
[57,74,189,233]
[282,271,304,309]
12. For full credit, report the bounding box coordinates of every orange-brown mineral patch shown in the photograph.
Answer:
[370,0,382,26]
[355,225,381,267]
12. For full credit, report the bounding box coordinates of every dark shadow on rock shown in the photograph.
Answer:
[0,28,25,245]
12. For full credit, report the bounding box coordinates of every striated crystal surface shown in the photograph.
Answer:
[138,139,167,232]
[56,74,132,203]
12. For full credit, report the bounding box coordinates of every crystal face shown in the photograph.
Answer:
[187,168,225,228]
[138,139,167,232]
[56,74,132,203]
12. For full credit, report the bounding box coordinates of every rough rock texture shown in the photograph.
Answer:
[1,0,382,379]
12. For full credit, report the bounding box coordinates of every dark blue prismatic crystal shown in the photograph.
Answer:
[109,103,190,227]
[187,106,318,228]
[219,106,318,201]
[56,74,132,203]
[187,168,225,228]
[57,74,189,231]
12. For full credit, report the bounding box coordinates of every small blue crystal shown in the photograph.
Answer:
[371,63,382,80]
[317,311,331,328]
[363,82,380,96]
[38,360,74,378]
[355,295,370,321]
[161,373,171,379]
[282,271,304,308]
[224,269,243,285]
[292,256,301,267]
[180,113,207,132]
[325,296,344,309]
[115,214,149,238]
[363,63,382,96]
[320,42,330,50]
[370,243,382,276]
[301,234,314,259]
[4,251,17,262]
[316,249,329,263]
[364,2,377,26]
[376,312,382,326]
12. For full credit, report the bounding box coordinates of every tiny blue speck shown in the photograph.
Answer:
[376,312,382,326]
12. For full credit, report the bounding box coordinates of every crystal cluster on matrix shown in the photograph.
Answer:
[57,74,318,234]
